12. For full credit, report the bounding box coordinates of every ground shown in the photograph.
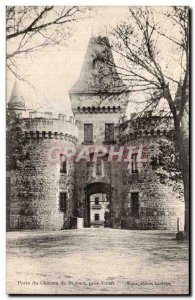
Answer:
[6,229,189,295]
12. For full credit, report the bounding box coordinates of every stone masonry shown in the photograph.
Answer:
[6,35,184,231]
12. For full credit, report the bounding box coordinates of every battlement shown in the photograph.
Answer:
[119,114,174,143]
[18,110,79,144]
[69,92,129,115]
[76,105,122,114]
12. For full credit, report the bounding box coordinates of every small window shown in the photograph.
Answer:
[59,192,66,212]
[96,160,102,176]
[95,197,99,205]
[105,123,114,143]
[95,214,99,221]
[131,153,138,173]
[84,124,93,143]
[131,192,139,217]
[60,154,67,173]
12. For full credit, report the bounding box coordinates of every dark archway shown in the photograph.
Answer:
[85,182,111,228]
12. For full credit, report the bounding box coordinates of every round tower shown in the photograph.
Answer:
[8,111,78,230]
[118,111,184,231]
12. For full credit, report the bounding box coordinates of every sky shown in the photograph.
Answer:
[7,6,182,117]
[7,6,131,116]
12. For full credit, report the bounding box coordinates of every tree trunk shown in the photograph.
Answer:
[174,119,189,237]
[183,169,189,237]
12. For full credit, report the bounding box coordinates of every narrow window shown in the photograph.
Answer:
[60,154,67,173]
[84,124,93,143]
[59,192,66,212]
[131,192,139,217]
[105,123,114,143]
[96,160,102,176]
[131,153,138,173]
[95,214,99,221]
[95,197,99,205]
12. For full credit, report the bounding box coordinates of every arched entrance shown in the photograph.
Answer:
[84,182,111,228]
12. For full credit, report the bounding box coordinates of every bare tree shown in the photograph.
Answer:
[6,6,87,80]
[95,7,189,236]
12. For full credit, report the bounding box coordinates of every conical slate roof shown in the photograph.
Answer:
[69,36,127,94]
[8,79,25,109]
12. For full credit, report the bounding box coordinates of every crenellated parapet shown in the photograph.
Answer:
[76,105,122,114]
[118,113,174,143]
[18,111,79,145]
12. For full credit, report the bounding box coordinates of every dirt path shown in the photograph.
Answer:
[6,229,189,294]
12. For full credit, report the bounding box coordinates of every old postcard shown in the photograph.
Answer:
[6,6,189,295]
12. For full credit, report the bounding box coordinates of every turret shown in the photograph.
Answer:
[21,111,78,144]
[8,110,79,230]
[8,79,25,116]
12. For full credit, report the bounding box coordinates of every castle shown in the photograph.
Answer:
[6,36,184,231]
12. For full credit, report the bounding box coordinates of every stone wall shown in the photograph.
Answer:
[119,126,184,231]
[70,93,129,144]
[121,169,184,230]
[9,139,69,230]
[59,158,75,228]
[7,106,184,231]
[8,114,78,230]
